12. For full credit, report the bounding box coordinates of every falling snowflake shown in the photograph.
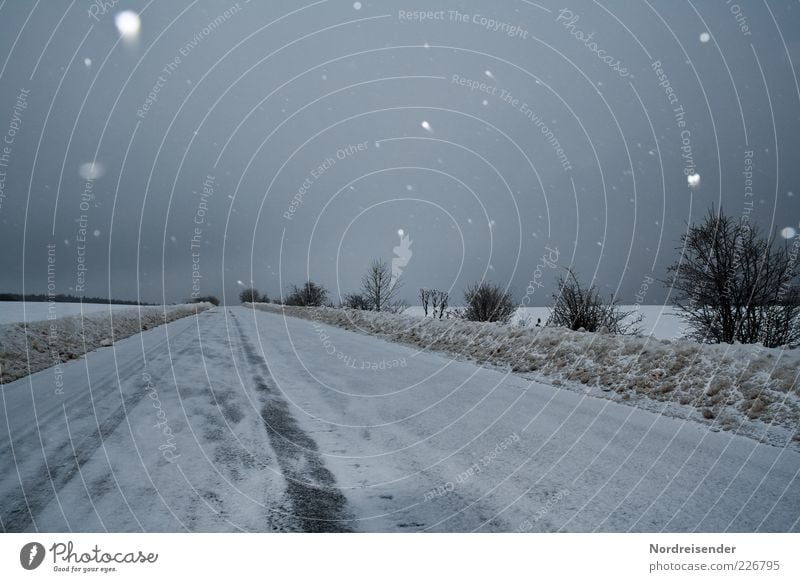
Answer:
[699,32,710,43]
[781,227,797,240]
[79,162,104,180]
[115,11,141,42]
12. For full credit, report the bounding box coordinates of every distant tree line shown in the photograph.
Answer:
[239,288,268,304]
[191,296,220,306]
[0,293,152,305]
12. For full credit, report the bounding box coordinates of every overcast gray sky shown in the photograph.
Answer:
[1,0,799,305]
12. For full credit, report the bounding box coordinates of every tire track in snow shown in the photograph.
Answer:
[0,378,156,531]
[231,313,352,532]
[0,317,200,531]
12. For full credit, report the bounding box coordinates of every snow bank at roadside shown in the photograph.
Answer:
[0,303,212,383]
[404,305,686,340]
[0,301,146,324]
[250,302,800,449]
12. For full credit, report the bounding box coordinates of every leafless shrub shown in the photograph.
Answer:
[548,268,642,334]
[239,288,260,303]
[342,293,370,310]
[461,281,515,324]
[285,281,328,307]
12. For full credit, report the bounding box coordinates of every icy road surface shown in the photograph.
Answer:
[1,306,798,532]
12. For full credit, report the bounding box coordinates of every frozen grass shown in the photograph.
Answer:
[0,301,143,324]
[250,303,800,449]
[404,304,686,340]
[0,303,212,383]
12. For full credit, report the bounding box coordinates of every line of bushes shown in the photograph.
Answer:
[245,209,800,346]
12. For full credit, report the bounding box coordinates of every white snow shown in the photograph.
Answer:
[1,306,798,532]
[405,305,685,341]
[78,161,104,180]
[115,10,141,41]
[252,303,800,449]
[0,303,212,383]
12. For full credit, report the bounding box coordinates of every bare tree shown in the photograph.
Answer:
[431,289,441,317]
[420,288,431,316]
[361,259,402,312]
[420,288,449,318]
[667,208,800,346]
[461,281,515,323]
[432,289,449,319]
[548,268,641,334]
[285,281,328,307]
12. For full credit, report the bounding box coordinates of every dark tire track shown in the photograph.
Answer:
[231,314,352,532]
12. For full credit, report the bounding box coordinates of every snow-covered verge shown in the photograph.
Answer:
[0,301,144,324]
[403,305,686,340]
[0,303,212,383]
[249,303,800,449]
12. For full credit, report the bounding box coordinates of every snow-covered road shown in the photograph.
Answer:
[2,306,798,532]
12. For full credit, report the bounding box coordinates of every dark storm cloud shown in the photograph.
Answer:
[0,0,798,305]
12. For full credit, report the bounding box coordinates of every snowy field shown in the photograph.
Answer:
[1,305,797,532]
[0,301,143,324]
